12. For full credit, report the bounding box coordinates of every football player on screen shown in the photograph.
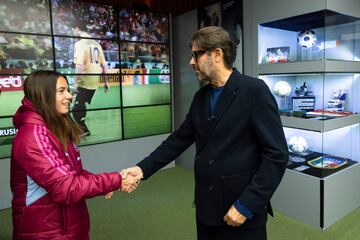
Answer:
[71,21,109,136]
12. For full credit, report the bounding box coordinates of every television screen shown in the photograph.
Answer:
[52,0,117,39]
[0,75,25,117]
[0,3,172,159]
[122,75,170,107]
[0,33,54,74]
[119,8,169,43]
[0,0,51,34]
[120,42,170,74]
[66,74,121,110]
[0,117,16,158]
[76,108,122,145]
[123,105,171,139]
[54,37,119,74]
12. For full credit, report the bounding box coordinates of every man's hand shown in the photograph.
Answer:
[120,171,140,193]
[223,205,247,227]
[120,166,144,180]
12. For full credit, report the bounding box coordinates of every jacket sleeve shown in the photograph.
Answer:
[15,126,122,205]
[239,80,289,214]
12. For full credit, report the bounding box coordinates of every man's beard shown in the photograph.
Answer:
[195,70,210,82]
[195,58,213,83]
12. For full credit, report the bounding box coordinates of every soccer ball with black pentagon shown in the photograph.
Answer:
[297,30,317,49]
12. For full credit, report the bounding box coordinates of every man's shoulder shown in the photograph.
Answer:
[229,71,264,88]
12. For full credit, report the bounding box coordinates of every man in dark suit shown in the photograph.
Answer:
[123,26,288,240]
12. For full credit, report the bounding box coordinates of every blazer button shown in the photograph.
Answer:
[195,155,199,160]
[208,185,214,191]
[207,115,215,122]
[208,159,214,165]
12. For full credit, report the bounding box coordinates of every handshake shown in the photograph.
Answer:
[105,166,143,199]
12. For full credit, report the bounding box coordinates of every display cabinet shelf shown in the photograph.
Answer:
[280,114,360,132]
[257,60,360,75]
[260,10,360,32]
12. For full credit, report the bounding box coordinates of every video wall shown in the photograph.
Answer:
[0,0,172,158]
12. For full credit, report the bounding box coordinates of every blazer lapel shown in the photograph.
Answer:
[196,72,239,154]
[198,85,211,127]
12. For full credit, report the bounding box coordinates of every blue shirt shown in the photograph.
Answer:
[210,86,224,113]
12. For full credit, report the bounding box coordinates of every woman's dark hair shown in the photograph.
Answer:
[190,26,236,68]
[23,70,82,148]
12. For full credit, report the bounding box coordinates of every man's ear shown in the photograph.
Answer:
[214,48,223,63]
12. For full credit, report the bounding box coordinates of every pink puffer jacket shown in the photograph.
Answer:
[11,98,121,240]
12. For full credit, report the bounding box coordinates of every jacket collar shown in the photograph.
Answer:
[13,97,45,129]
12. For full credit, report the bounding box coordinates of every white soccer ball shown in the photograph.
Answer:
[288,136,308,154]
[297,30,317,49]
[274,81,291,97]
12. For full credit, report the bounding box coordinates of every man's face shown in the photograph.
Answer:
[189,43,213,82]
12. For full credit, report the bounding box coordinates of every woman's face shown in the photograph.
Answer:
[55,76,72,114]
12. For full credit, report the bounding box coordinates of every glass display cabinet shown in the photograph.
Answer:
[250,0,360,229]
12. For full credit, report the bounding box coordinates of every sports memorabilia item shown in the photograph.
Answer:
[288,136,308,154]
[327,89,347,111]
[274,80,291,97]
[297,30,317,48]
[308,155,347,169]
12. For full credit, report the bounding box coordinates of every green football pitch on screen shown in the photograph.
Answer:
[0,91,24,117]
[89,83,171,109]
[123,105,171,139]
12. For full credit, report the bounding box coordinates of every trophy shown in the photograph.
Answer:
[273,80,291,112]
[326,89,347,112]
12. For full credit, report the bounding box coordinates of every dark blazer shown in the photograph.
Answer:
[138,70,288,228]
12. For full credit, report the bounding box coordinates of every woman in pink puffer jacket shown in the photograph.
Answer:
[11,70,137,240]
